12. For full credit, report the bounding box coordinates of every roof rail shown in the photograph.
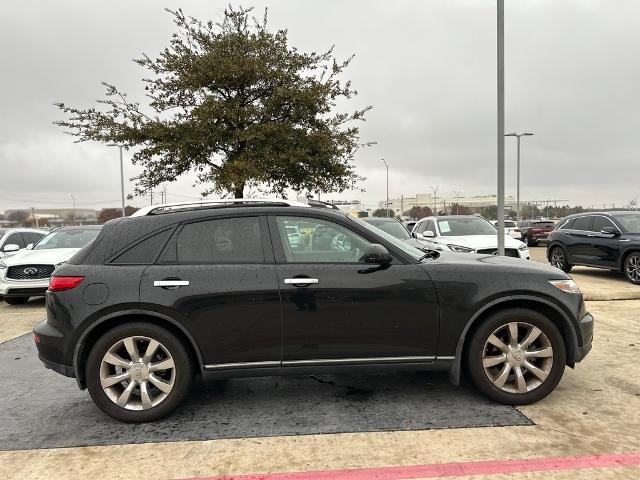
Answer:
[130,198,311,217]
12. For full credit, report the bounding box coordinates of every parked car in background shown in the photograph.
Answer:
[0,226,101,304]
[518,220,555,246]
[411,215,530,259]
[362,217,429,251]
[403,220,418,233]
[491,220,522,240]
[0,228,48,259]
[547,211,640,284]
[33,199,591,422]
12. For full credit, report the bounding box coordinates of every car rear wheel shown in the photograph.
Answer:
[4,297,29,305]
[466,308,566,405]
[549,246,572,273]
[86,322,194,422]
[624,253,640,285]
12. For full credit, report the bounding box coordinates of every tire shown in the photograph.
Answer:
[623,252,640,285]
[4,297,29,305]
[549,246,572,273]
[466,308,566,405]
[86,322,194,422]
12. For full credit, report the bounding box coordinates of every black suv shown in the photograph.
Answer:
[547,211,640,284]
[34,199,593,422]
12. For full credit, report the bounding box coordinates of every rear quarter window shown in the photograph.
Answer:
[111,229,172,264]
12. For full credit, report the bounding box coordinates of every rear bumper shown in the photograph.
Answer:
[33,319,75,379]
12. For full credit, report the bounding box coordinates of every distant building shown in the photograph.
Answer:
[379,193,515,216]
[4,208,99,227]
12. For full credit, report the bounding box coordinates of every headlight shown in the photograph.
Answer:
[447,244,474,253]
[548,279,581,294]
[518,243,528,251]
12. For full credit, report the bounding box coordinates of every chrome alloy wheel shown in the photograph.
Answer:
[99,336,176,410]
[626,255,640,283]
[550,248,565,269]
[482,322,554,394]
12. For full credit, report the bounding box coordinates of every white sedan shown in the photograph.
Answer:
[0,226,101,305]
[410,215,530,259]
[491,219,522,240]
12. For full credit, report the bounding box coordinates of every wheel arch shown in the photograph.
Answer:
[449,295,578,386]
[619,248,640,272]
[72,310,204,389]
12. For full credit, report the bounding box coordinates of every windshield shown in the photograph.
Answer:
[437,217,498,236]
[33,228,100,250]
[612,213,640,233]
[350,217,425,260]
[364,220,410,240]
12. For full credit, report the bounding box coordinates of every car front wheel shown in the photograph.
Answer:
[466,308,566,405]
[549,246,572,273]
[624,253,640,285]
[86,322,194,422]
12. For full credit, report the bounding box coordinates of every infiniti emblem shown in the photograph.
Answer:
[23,267,38,275]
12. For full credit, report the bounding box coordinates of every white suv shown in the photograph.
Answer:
[411,215,530,259]
[0,228,48,258]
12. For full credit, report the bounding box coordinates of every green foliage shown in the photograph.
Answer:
[448,203,471,215]
[55,7,372,198]
[372,208,393,217]
[404,205,433,219]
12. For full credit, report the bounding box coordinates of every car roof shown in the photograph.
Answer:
[363,217,399,223]
[54,225,102,231]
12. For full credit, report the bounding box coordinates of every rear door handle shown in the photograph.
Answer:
[284,278,318,286]
[154,280,190,288]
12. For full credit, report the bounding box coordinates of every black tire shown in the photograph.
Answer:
[4,297,29,305]
[549,246,572,273]
[86,322,194,422]
[623,252,640,285]
[466,308,566,405]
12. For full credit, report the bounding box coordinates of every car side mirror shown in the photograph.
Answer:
[26,243,34,250]
[600,226,619,236]
[2,244,19,253]
[361,244,392,265]
[423,231,435,238]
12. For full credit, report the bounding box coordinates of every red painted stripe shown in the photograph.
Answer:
[183,451,640,480]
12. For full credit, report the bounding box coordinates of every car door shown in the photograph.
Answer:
[564,216,594,264]
[139,215,282,367]
[584,216,622,268]
[270,214,439,364]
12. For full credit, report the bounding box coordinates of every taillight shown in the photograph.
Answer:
[48,276,85,292]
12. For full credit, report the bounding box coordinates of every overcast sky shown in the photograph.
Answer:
[1,0,638,211]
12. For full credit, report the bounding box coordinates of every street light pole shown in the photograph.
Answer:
[381,158,389,217]
[430,185,439,215]
[497,0,505,256]
[505,132,534,220]
[69,194,76,226]
[108,144,126,217]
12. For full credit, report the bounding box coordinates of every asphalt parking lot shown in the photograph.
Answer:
[0,246,638,479]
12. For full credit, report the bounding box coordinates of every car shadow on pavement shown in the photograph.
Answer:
[0,334,531,451]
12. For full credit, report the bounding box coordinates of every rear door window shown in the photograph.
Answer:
[592,216,616,233]
[571,216,594,231]
[176,217,264,263]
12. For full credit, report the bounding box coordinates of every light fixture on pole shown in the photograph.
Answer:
[107,144,126,217]
[505,132,534,220]
[381,158,389,217]
[430,185,439,215]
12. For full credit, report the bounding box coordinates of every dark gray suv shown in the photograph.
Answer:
[34,199,593,422]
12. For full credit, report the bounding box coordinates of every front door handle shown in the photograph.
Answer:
[284,278,318,286]
[154,280,190,288]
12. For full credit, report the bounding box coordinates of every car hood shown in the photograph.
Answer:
[428,235,524,250]
[2,248,81,266]
[428,249,566,276]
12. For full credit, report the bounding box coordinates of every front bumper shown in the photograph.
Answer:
[575,312,594,363]
[0,275,49,297]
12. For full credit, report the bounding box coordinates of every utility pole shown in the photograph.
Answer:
[31,207,38,228]
[107,144,126,217]
[70,194,76,226]
[381,159,389,217]
[430,185,439,215]
[163,184,167,205]
[497,0,506,256]
[400,194,404,217]
[505,132,534,220]
[453,190,463,215]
